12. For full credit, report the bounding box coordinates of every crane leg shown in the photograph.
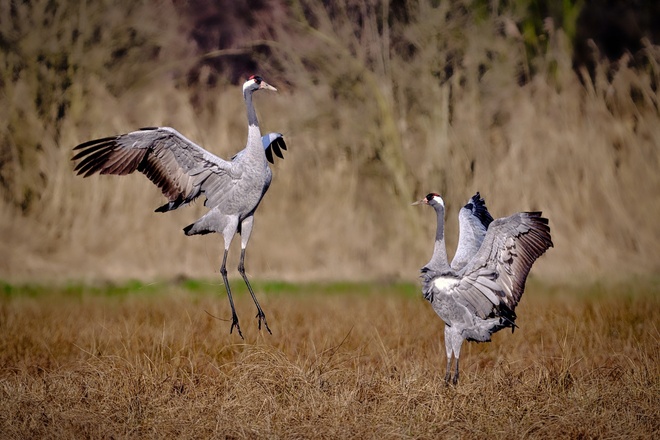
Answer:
[444,326,464,385]
[444,356,453,384]
[238,248,271,334]
[451,332,464,385]
[220,249,243,339]
[444,326,453,384]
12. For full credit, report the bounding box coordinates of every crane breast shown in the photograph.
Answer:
[433,277,459,292]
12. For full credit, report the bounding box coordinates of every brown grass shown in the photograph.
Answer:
[1,279,658,438]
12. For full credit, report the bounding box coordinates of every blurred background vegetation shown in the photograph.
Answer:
[1,0,658,283]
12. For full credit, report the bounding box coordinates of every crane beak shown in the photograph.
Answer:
[260,81,277,92]
[411,198,427,206]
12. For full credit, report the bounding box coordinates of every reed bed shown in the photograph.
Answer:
[1,0,658,284]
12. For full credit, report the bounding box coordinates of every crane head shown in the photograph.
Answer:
[243,75,277,94]
[412,193,445,208]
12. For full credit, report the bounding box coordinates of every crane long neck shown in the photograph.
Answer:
[427,204,451,271]
[244,89,260,129]
[244,88,264,153]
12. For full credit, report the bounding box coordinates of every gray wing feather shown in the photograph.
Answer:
[72,127,238,212]
[461,212,553,311]
[200,171,239,209]
[450,269,503,319]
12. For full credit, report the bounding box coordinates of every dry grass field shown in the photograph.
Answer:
[1,278,657,439]
[1,2,659,437]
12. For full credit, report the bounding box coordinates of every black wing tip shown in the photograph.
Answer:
[490,302,518,333]
[72,135,116,151]
[155,202,172,213]
[265,147,274,163]
[273,143,285,159]
[466,191,494,226]
[265,136,287,164]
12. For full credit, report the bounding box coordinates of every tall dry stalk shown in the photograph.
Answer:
[1,0,659,282]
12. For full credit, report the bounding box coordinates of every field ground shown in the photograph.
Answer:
[0,278,658,439]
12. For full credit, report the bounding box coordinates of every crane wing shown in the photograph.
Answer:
[452,268,516,324]
[451,192,494,272]
[421,268,509,322]
[72,127,240,212]
[461,212,553,311]
[264,133,287,163]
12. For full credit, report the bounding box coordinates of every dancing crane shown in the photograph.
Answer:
[72,75,285,338]
[414,193,552,384]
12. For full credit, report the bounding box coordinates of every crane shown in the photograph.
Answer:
[72,75,284,339]
[413,192,552,384]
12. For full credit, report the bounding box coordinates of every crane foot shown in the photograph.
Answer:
[230,315,244,339]
[256,311,272,335]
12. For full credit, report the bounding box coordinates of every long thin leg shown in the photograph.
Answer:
[450,331,465,385]
[237,215,272,334]
[220,249,243,339]
[445,325,465,385]
[444,325,453,384]
[238,248,271,334]
[444,356,453,384]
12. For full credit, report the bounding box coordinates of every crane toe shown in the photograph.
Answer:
[256,311,272,335]
[230,316,244,339]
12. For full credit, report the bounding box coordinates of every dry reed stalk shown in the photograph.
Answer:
[1,0,659,283]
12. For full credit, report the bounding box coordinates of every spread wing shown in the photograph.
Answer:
[451,192,494,272]
[460,212,553,312]
[72,127,241,212]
